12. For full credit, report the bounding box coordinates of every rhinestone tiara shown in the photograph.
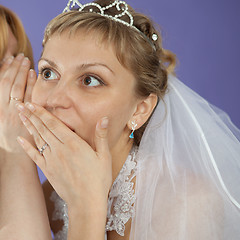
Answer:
[63,0,158,43]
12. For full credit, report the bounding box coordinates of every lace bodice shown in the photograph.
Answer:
[50,147,138,239]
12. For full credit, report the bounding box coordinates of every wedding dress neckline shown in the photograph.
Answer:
[50,146,138,239]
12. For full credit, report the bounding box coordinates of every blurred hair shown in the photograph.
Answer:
[0,5,34,68]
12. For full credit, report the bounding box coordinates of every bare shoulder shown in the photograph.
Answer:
[42,180,64,235]
[149,169,224,238]
[186,173,223,203]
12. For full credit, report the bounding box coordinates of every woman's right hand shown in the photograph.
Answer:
[0,54,36,154]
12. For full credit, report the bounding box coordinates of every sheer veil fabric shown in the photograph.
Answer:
[130,75,240,239]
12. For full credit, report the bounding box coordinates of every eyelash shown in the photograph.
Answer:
[39,67,57,81]
[82,74,106,87]
[38,66,106,87]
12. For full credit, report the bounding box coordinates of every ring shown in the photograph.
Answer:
[10,96,23,101]
[38,143,48,155]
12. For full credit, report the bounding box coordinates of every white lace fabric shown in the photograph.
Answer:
[50,146,138,239]
[105,146,137,236]
[49,75,240,240]
[50,191,69,240]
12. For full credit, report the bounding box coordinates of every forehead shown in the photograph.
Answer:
[42,31,122,71]
[45,30,113,56]
[41,30,136,83]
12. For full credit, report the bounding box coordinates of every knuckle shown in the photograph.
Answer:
[45,118,57,131]
[37,108,47,118]
[34,135,43,147]
[24,109,33,119]
[97,130,107,139]
[37,123,47,136]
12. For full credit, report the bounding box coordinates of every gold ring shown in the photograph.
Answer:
[10,97,23,101]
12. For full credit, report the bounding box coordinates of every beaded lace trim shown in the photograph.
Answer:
[50,191,69,240]
[50,147,138,239]
[105,147,137,236]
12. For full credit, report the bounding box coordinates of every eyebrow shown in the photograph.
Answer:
[38,58,115,75]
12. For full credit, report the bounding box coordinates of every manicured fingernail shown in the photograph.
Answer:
[19,113,27,122]
[21,57,29,66]
[5,56,14,65]
[101,117,109,129]
[29,69,35,78]
[16,53,24,61]
[16,103,25,111]
[17,136,25,145]
[26,102,35,111]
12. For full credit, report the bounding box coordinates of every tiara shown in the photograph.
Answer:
[63,0,158,43]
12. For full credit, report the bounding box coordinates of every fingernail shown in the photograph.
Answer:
[26,102,35,112]
[17,136,25,145]
[29,69,35,78]
[5,56,14,65]
[19,113,27,122]
[16,53,24,61]
[16,103,25,111]
[101,117,109,129]
[21,57,29,66]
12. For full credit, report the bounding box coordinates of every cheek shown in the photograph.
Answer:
[31,81,49,105]
[102,98,137,146]
[108,107,133,141]
[74,99,133,149]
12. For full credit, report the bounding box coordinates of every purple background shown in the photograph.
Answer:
[1,0,239,182]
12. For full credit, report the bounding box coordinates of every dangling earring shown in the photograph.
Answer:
[129,121,137,139]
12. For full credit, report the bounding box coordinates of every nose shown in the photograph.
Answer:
[46,82,72,110]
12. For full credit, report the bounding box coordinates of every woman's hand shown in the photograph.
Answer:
[16,102,112,210]
[16,103,112,239]
[0,54,36,154]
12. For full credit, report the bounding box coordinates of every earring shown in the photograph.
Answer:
[129,121,137,139]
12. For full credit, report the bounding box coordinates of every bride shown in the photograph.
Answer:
[1,0,240,239]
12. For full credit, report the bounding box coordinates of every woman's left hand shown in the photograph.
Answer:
[16,102,112,211]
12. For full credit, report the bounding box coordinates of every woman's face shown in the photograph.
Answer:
[32,31,140,150]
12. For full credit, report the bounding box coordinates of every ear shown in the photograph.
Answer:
[127,94,158,130]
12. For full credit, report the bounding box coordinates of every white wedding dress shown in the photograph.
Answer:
[50,147,138,240]
[50,75,240,240]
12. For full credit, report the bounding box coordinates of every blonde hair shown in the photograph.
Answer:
[0,5,34,68]
[43,0,177,145]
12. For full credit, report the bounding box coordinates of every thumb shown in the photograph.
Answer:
[95,117,111,160]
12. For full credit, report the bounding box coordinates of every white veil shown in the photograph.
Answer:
[130,75,240,239]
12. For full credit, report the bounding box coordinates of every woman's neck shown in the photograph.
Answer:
[110,133,134,184]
